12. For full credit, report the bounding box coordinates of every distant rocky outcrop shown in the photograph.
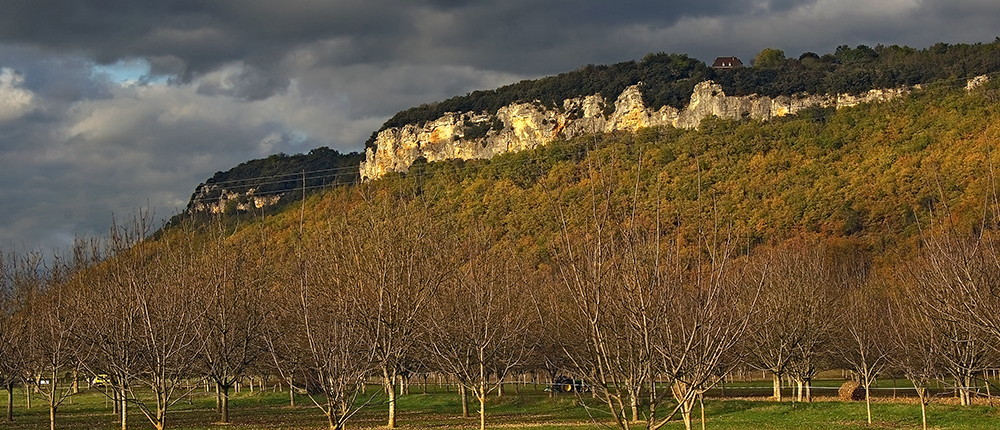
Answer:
[183,147,363,216]
[360,81,919,180]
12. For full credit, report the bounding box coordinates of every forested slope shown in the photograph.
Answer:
[275,77,1000,263]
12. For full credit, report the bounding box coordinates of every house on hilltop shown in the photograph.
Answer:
[712,56,743,69]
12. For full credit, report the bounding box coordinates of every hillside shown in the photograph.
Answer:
[228,75,1000,263]
[177,147,362,221]
[179,41,1000,214]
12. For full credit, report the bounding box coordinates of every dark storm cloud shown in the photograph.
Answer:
[0,0,800,79]
[1,0,999,253]
[0,0,419,79]
[0,1,995,80]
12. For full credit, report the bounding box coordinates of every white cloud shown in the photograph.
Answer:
[0,68,35,122]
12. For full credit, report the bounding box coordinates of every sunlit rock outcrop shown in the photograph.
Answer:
[360,81,918,180]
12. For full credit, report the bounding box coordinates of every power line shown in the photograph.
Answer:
[195,164,362,188]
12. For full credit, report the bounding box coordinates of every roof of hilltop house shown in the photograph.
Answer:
[712,56,744,69]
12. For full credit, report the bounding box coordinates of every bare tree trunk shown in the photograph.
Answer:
[917,387,928,430]
[461,385,469,418]
[681,399,693,430]
[962,376,972,406]
[478,392,486,430]
[215,382,222,412]
[384,373,397,428]
[865,384,872,424]
[630,392,640,423]
[220,383,231,423]
[120,388,127,430]
[5,383,13,422]
[700,393,706,430]
[987,373,994,407]
[772,373,782,401]
[48,374,57,430]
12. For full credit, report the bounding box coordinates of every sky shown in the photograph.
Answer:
[1,0,998,254]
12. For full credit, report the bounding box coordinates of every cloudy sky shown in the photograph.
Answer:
[1,0,998,253]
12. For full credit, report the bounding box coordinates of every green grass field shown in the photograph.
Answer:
[5,381,1000,429]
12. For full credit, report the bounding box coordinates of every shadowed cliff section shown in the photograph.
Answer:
[174,147,362,223]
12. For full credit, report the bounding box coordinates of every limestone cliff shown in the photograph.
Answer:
[360,81,918,181]
[180,148,363,218]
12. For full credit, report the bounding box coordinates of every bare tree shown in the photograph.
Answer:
[124,225,209,430]
[263,266,308,408]
[74,213,152,430]
[649,229,757,430]
[552,165,758,430]
[904,226,1000,406]
[526,268,576,400]
[193,221,273,424]
[336,193,452,429]
[21,250,88,430]
[552,189,656,430]
[423,235,533,430]
[887,276,945,430]
[745,239,842,402]
[744,244,809,401]
[286,228,377,430]
[0,249,27,422]
[836,274,889,425]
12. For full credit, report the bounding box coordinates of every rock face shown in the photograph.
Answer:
[967,75,990,91]
[181,148,363,217]
[187,185,282,214]
[360,81,918,180]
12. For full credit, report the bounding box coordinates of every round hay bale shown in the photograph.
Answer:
[838,380,866,401]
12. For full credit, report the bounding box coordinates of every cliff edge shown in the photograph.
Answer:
[360,81,916,181]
